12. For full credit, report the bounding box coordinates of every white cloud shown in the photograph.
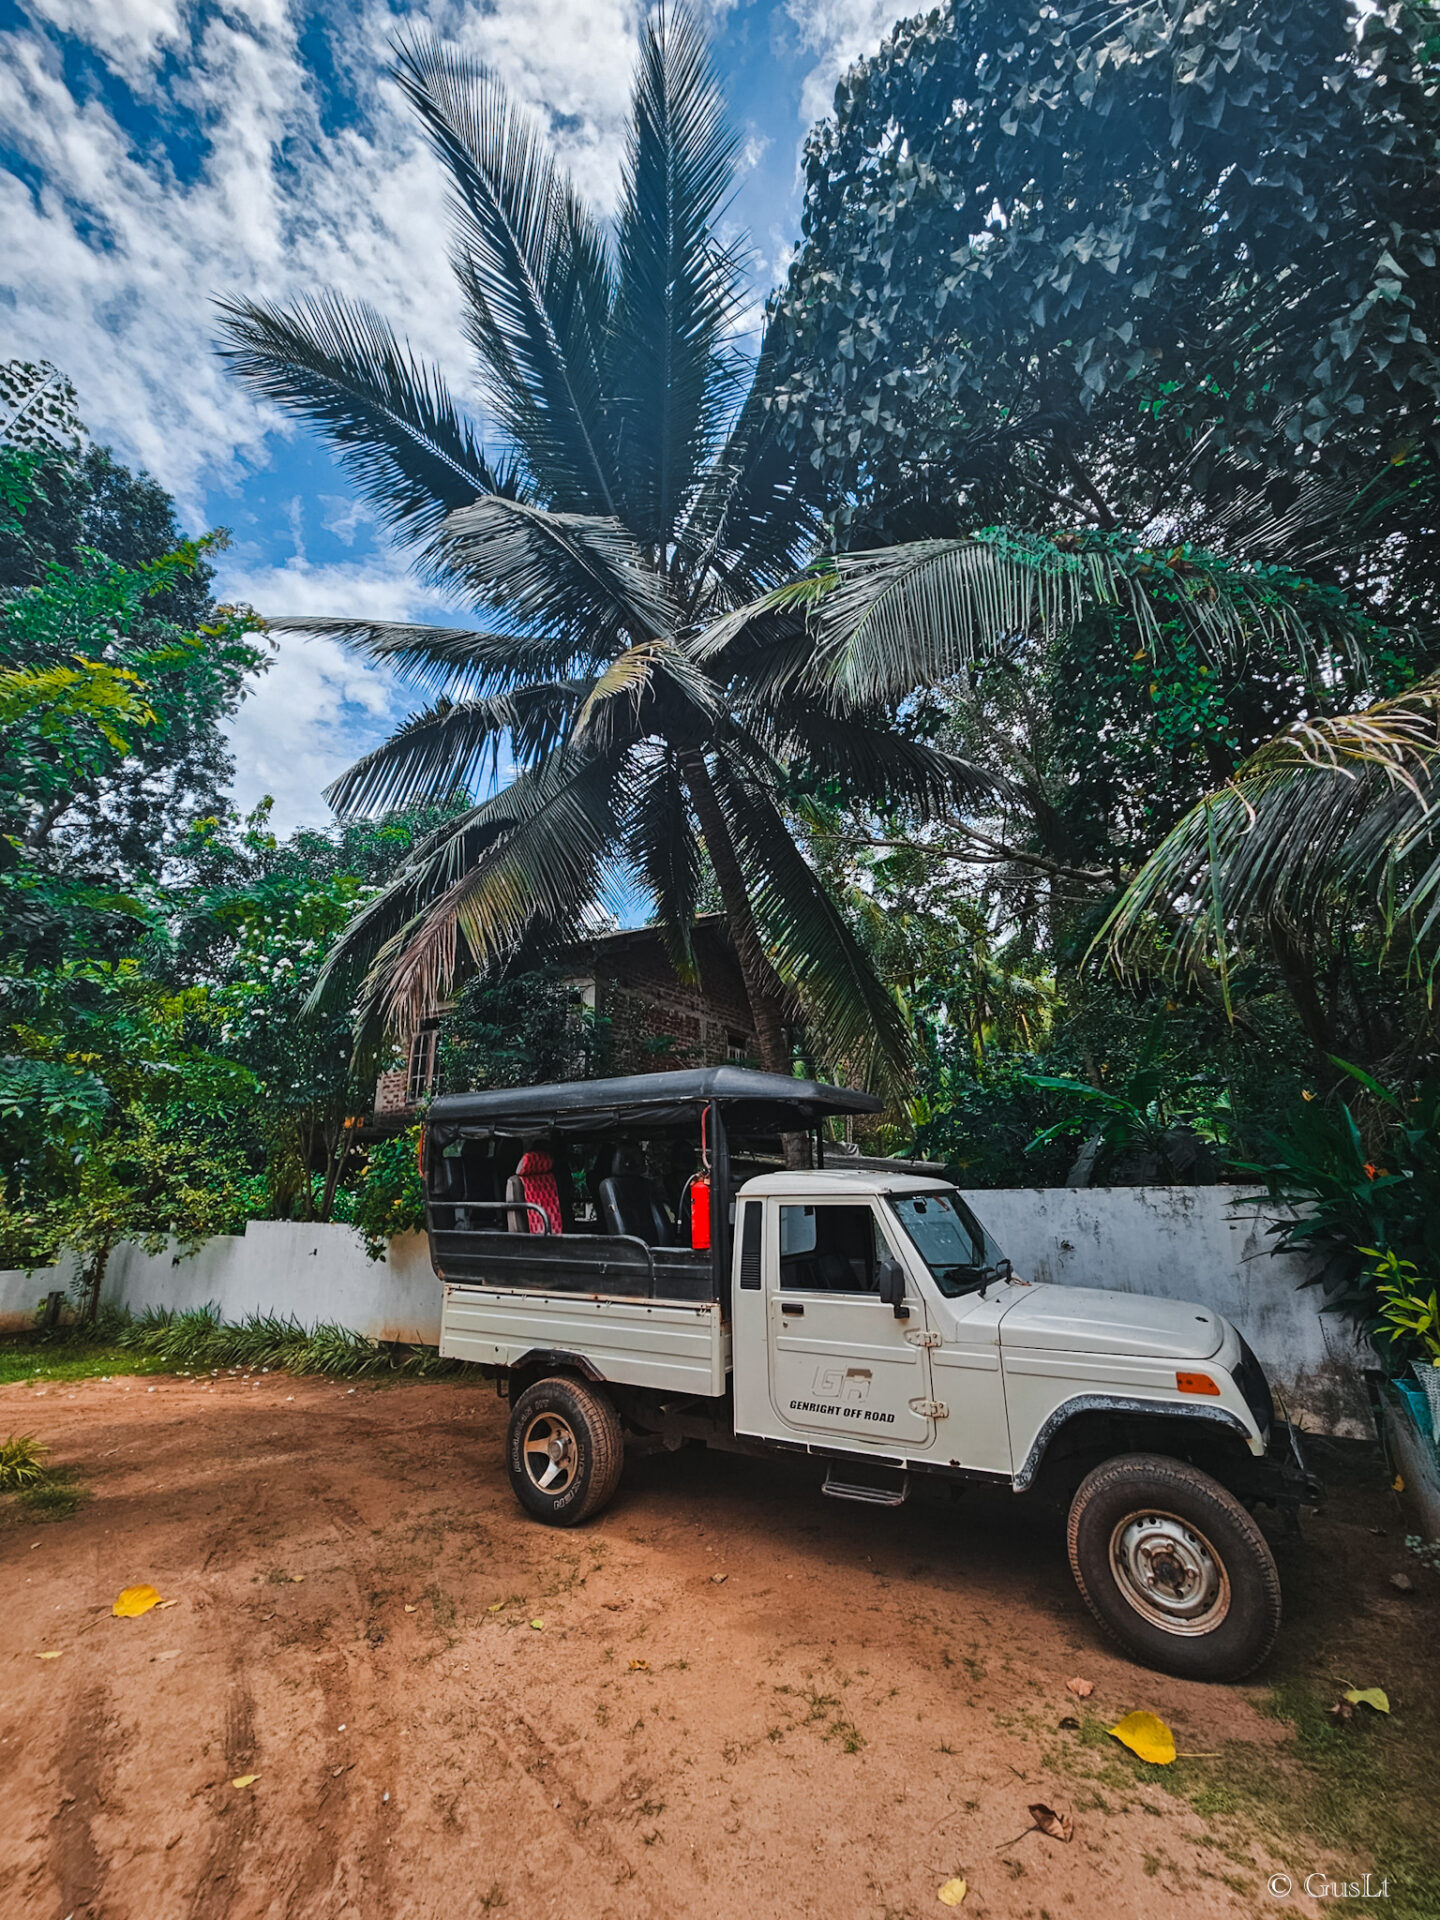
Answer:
[786,0,905,124]
[217,551,429,832]
[0,1,650,515]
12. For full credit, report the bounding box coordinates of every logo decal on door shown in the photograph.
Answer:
[790,1367,895,1423]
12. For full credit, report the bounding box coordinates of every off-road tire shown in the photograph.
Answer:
[506,1376,624,1526]
[1067,1452,1282,1681]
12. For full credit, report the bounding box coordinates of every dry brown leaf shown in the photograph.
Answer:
[1389,1573,1414,1593]
[1057,1715,1080,1731]
[1326,1700,1355,1724]
[404,1604,418,1613]
[628,1659,650,1671]
[710,1573,728,1585]
[113,1584,163,1618]
[937,1878,967,1907]
[1065,1677,1093,1698]
[1029,1803,1073,1843]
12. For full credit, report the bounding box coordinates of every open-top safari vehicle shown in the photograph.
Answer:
[421,1066,1320,1679]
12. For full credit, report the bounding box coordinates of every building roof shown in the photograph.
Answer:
[426,1065,882,1139]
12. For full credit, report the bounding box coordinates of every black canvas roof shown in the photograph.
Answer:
[426,1066,882,1140]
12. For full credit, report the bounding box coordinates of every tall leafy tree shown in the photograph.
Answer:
[770,0,1440,593]
[218,7,987,1089]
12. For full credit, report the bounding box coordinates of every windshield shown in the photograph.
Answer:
[887,1189,1007,1297]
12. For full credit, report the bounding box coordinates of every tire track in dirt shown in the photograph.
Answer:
[184,1681,258,1920]
[50,1681,111,1920]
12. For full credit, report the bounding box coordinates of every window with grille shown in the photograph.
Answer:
[406,1026,438,1104]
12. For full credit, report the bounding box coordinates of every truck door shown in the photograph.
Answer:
[766,1200,935,1448]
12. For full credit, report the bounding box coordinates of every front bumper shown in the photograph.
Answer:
[1244,1419,1325,1509]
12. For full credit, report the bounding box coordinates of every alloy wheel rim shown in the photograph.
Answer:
[522,1411,579,1494]
[1108,1508,1231,1636]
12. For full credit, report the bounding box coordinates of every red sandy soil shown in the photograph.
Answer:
[0,1369,1431,1920]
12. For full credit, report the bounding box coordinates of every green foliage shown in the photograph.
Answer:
[1240,1066,1440,1339]
[115,1304,463,1378]
[1367,1248,1440,1368]
[0,1433,47,1489]
[772,0,1440,574]
[353,1128,427,1262]
[437,962,606,1094]
[0,441,269,949]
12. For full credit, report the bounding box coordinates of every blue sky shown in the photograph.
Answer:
[0,0,905,833]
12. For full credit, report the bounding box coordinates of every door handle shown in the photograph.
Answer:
[780,1302,805,1316]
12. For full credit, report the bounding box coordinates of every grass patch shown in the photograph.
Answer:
[0,1304,470,1385]
[1173,1682,1440,1920]
[18,1474,88,1520]
[0,1342,168,1385]
[0,1433,48,1486]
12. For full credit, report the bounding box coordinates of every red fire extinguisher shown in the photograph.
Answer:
[688,1109,711,1250]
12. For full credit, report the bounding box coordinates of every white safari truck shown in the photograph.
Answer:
[423,1067,1320,1680]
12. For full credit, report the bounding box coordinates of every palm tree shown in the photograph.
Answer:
[217,8,987,1090]
[1097,672,1440,1047]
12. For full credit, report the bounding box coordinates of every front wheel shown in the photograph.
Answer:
[506,1376,624,1526]
[1067,1453,1282,1681]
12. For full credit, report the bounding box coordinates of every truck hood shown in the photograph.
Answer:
[997,1283,1226,1361]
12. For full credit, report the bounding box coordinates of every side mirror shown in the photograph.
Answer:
[878,1257,909,1319]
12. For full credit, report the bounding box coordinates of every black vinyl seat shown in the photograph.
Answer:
[598,1172,677,1247]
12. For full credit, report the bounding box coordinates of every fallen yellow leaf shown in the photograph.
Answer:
[628,1658,650,1671]
[1343,1685,1390,1714]
[487,1601,504,1613]
[529,1618,545,1630]
[404,1604,418,1613]
[937,1877,968,1907]
[230,1775,258,1789]
[1392,1473,1405,1492]
[113,1584,163,1618]
[1108,1711,1176,1765]
[37,1650,64,1660]
[291,1575,304,1584]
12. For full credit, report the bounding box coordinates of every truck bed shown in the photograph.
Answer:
[439,1283,730,1396]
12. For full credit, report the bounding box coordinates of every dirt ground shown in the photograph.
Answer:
[2,1368,1435,1920]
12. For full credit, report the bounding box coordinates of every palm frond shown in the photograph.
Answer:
[811,530,1386,707]
[213,293,505,545]
[714,763,913,1094]
[626,744,700,977]
[607,1,745,552]
[323,684,583,816]
[392,35,618,513]
[680,328,825,606]
[433,494,677,647]
[1100,675,1440,998]
[572,636,718,748]
[264,616,607,700]
[738,703,1001,815]
[363,748,629,1031]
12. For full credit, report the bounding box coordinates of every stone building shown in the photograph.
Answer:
[372,917,757,1123]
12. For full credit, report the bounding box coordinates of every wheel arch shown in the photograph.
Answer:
[1016,1395,1257,1497]
[508,1348,607,1395]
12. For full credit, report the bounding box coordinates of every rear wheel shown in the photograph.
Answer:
[506,1376,624,1526]
[1067,1452,1282,1680]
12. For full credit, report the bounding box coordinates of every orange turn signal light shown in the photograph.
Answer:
[1176,1371,1220,1396]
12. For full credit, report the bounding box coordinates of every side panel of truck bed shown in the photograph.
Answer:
[440,1284,729,1396]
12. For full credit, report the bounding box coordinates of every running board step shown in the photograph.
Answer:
[821,1466,909,1507]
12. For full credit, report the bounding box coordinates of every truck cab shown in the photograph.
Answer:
[425,1067,1318,1681]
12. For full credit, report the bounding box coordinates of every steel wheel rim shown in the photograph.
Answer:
[1108,1508,1231,1636]
[522,1411,579,1495]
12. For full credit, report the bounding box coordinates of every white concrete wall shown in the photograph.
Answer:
[1,1186,1371,1435]
[0,1225,441,1345]
[961,1186,1371,1436]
